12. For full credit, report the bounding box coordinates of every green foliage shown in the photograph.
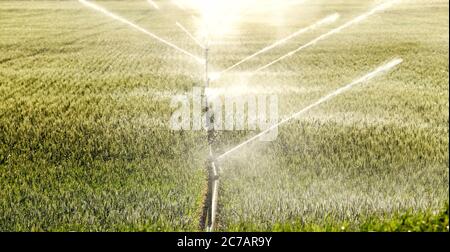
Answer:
[0,0,208,231]
[0,0,448,231]
[225,204,449,232]
[359,204,449,232]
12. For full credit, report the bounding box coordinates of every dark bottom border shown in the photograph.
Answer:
[1,232,448,250]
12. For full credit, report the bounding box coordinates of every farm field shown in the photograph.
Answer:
[0,0,448,231]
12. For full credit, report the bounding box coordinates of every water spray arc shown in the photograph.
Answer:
[216,58,403,161]
[215,13,340,79]
[176,21,206,49]
[253,0,400,74]
[78,0,203,63]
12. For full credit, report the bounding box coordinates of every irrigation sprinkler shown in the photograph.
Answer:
[199,0,399,231]
[78,0,221,232]
[201,18,220,233]
[203,42,214,232]
[78,0,401,232]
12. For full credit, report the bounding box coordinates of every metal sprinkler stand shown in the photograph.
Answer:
[206,159,220,232]
[203,45,220,232]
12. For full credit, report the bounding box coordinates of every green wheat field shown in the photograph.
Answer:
[0,0,448,231]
